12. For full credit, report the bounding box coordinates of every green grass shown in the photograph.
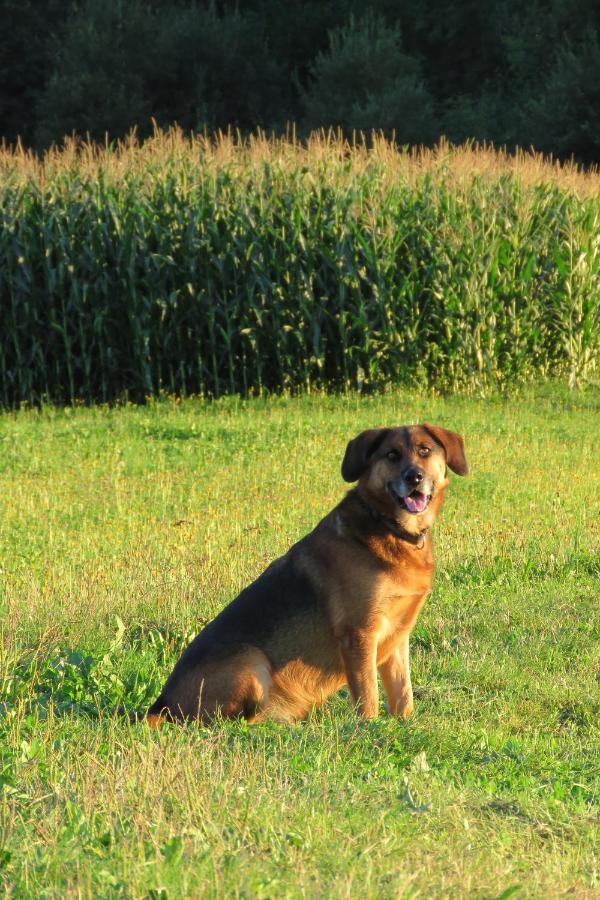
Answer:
[0,387,599,897]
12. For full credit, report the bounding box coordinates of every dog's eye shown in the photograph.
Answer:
[386,450,400,461]
[418,446,432,457]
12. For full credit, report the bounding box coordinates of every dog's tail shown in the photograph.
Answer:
[146,696,170,728]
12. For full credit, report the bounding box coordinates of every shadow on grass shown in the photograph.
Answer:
[0,623,192,725]
[139,424,204,442]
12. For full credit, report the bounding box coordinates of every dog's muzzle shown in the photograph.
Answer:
[388,478,433,514]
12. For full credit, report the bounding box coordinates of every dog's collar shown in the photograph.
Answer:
[354,492,428,549]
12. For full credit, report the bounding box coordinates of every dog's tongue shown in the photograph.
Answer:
[404,492,428,513]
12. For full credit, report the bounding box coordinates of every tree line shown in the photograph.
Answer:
[2,0,600,162]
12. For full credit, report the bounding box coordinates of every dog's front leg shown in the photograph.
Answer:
[379,633,413,718]
[338,629,379,719]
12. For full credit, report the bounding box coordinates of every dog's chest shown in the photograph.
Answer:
[376,573,431,638]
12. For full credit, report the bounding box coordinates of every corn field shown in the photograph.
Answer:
[1,130,599,405]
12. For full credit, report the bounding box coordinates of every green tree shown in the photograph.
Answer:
[35,0,155,145]
[0,0,68,145]
[148,4,286,132]
[302,14,436,143]
[525,32,600,161]
[35,0,287,145]
[385,0,506,102]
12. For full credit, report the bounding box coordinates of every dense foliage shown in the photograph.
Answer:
[2,0,600,162]
[1,134,598,406]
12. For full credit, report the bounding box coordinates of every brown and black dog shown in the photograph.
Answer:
[147,423,467,726]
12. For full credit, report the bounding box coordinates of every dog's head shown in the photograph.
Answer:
[341,424,468,534]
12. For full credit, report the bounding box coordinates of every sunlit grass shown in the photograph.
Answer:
[0,387,598,896]
[2,129,600,196]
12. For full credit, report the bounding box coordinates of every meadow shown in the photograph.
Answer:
[0,386,598,897]
[1,132,600,406]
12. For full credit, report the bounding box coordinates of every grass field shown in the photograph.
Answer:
[0,387,599,897]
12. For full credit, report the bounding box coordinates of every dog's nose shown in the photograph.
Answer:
[403,466,425,486]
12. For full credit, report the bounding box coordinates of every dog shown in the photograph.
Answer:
[147,423,468,725]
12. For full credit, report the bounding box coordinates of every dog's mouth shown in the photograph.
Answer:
[401,490,432,514]
[389,485,432,514]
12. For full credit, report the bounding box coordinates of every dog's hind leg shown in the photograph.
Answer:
[214,648,272,723]
[147,646,273,725]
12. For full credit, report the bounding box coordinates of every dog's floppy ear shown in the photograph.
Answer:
[341,428,391,482]
[421,423,468,476]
